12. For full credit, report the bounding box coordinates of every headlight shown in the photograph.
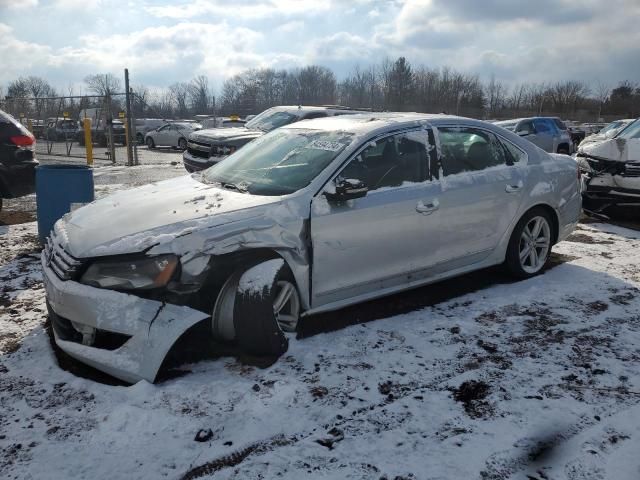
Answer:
[80,255,179,290]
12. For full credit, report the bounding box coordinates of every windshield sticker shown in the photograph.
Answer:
[305,140,345,152]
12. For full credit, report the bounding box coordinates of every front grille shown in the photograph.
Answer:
[210,145,235,157]
[48,304,131,350]
[624,163,640,177]
[187,140,211,159]
[45,234,85,281]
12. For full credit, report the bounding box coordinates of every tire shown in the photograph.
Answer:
[212,259,299,357]
[178,138,187,150]
[146,137,155,149]
[557,145,570,155]
[0,198,3,213]
[504,208,554,279]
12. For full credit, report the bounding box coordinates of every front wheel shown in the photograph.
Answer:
[504,208,553,279]
[211,259,299,356]
[146,137,155,149]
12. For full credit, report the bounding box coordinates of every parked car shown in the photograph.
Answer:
[576,118,640,215]
[134,118,165,144]
[0,109,38,211]
[144,122,202,150]
[77,108,126,147]
[182,105,367,172]
[495,117,574,155]
[197,116,247,129]
[45,117,78,141]
[579,118,635,148]
[42,113,581,383]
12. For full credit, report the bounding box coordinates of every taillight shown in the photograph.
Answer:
[10,135,35,147]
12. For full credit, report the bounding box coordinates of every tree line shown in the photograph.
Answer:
[2,58,640,122]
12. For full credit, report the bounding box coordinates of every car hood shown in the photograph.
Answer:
[578,137,640,163]
[189,127,262,143]
[58,174,282,258]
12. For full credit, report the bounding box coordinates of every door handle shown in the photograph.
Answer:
[416,199,439,215]
[505,183,523,193]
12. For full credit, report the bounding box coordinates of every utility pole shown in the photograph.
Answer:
[124,68,134,166]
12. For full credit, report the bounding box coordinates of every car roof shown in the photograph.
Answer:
[265,105,368,115]
[285,112,493,136]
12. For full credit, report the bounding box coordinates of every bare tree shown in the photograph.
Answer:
[594,81,610,121]
[169,82,190,117]
[84,73,122,97]
[189,75,211,114]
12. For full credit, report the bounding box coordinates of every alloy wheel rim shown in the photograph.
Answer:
[519,216,551,274]
[273,280,300,332]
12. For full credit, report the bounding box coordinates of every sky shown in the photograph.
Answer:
[1,0,639,93]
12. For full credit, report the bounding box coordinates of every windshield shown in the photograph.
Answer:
[601,121,623,134]
[245,109,299,132]
[203,128,354,196]
[616,119,640,140]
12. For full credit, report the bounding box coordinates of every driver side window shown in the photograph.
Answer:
[338,131,429,192]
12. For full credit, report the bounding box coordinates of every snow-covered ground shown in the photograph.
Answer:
[1,173,640,478]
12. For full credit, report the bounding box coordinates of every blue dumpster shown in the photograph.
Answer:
[36,165,94,243]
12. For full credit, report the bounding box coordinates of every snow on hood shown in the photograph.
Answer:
[59,175,282,258]
[578,137,640,163]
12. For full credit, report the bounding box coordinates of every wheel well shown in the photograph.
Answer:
[192,248,289,313]
[526,204,559,244]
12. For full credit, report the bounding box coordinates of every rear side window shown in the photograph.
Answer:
[500,139,527,164]
[516,121,535,135]
[303,112,328,120]
[437,127,507,175]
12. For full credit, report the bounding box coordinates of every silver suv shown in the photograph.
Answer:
[495,117,574,154]
[43,113,581,383]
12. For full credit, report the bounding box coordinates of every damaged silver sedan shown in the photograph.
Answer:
[576,118,640,216]
[43,113,582,383]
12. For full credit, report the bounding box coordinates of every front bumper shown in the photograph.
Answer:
[42,253,209,383]
[182,150,225,173]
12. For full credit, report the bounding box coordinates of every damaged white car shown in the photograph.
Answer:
[576,118,640,215]
[43,113,581,383]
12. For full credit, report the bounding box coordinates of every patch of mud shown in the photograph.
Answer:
[565,233,614,245]
[452,380,492,418]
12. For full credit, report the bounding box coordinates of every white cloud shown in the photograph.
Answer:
[308,32,373,61]
[276,20,304,33]
[0,0,38,7]
[145,0,331,20]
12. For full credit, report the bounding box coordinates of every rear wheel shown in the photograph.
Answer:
[504,208,553,279]
[178,138,187,150]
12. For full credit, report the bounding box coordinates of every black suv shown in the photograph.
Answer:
[183,105,366,172]
[0,109,38,211]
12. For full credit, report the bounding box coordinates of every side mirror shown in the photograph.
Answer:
[518,130,532,137]
[325,178,368,202]
[604,129,616,139]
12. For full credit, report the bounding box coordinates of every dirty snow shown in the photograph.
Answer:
[2,213,640,478]
[1,132,636,479]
